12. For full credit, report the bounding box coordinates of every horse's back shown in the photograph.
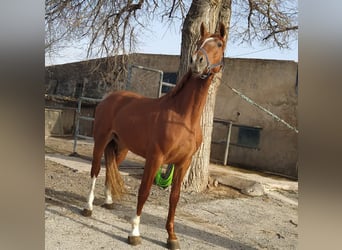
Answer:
[94,90,154,132]
[97,91,144,113]
[103,90,144,105]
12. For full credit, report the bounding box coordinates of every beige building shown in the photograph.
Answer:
[45,53,298,178]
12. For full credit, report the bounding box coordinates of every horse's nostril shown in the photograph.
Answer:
[200,57,203,63]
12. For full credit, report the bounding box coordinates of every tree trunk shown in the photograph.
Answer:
[180,0,232,192]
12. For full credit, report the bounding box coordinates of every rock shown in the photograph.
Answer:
[211,174,265,197]
[241,182,265,196]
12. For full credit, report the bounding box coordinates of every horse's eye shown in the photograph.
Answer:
[217,41,222,47]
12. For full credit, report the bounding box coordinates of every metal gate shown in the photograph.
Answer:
[71,97,101,156]
[126,64,175,98]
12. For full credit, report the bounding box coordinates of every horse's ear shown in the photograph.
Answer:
[200,22,207,37]
[218,22,227,40]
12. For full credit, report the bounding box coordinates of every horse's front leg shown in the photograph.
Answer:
[128,155,163,245]
[166,158,191,250]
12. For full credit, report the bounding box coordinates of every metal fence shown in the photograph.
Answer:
[71,96,101,156]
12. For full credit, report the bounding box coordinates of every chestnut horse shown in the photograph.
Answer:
[82,22,227,249]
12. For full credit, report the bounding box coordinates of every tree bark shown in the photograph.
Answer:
[180,0,232,192]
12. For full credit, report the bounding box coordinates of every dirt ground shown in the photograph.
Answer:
[45,137,298,249]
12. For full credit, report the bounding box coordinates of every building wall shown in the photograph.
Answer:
[45,54,180,99]
[214,58,298,177]
[45,108,75,136]
[45,54,298,178]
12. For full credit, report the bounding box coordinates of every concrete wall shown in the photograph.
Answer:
[45,54,180,99]
[45,54,298,178]
[46,59,116,99]
[45,108,75,136]
[213,58,298,177]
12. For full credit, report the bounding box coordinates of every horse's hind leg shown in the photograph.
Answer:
[102,143,128,210]
[81,134,110,217]
[102,181,115,210]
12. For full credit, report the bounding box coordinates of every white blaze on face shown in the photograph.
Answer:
[192,37,215,62]
[199,37,215,49]
[130,215,141,236]
[191,37,216,71]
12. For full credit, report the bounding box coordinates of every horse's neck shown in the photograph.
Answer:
[170,72,213,123]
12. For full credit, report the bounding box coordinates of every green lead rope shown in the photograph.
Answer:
[154,164,175,188]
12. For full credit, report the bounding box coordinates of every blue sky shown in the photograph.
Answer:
[45,18,298,66]
[136,20,298,60]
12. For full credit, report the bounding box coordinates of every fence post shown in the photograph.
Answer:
[224,122,233,166]
[70,97,102,156]
[71,98,82,156]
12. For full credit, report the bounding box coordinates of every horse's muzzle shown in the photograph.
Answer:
[190,51,208,75]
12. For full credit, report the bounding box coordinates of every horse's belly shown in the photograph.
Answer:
[115,128,148,158]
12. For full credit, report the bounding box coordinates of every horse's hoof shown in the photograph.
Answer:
[81,208,92,217]
[101,203,115,210]
[128,235,142,245]
[167,239,180,250]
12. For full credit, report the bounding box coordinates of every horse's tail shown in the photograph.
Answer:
[104,140,126,200]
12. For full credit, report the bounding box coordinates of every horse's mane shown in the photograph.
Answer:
[165,70,192,98]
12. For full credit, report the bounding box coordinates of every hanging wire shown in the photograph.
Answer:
[223,83,299,133]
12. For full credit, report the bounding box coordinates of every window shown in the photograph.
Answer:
[74,82,84,98]
[162,72,177,94]
[163,72,177,84]
[236,126,261,149]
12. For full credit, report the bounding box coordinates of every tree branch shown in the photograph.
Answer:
[237,0,298,48]
[263,25,298,41]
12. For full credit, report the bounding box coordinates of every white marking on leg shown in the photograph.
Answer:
[104,184,113,204]
[129,215,141,237]
[85,177,96,210]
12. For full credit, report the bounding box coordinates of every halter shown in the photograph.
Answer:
[198,47,224,79]
[196,37,224,79]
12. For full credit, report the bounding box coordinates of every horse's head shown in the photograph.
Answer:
[190,22,227,79]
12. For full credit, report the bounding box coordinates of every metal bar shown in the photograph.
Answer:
[232,123,262,129]
[45,106,76,111]
[79,116,95,121]
[131,64,163,75]
[161,82,175,87]
[158,79,163,97]
[213,118,230,125]
[223,122,233,166]
[80,96,102,103]
[158,71,164,97]
[159,82,176,97]
[72,98,82,154]
[76,134,94,140]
